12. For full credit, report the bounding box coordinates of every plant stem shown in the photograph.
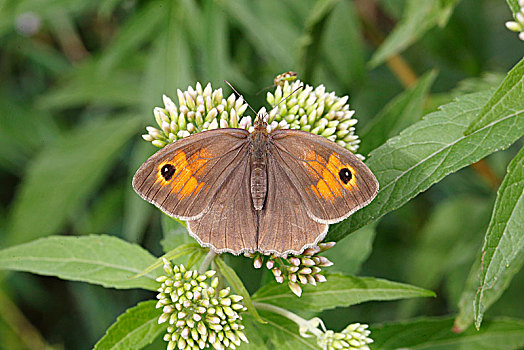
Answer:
[47,9,89,62]
[253,302,324,338]
[471,159,501,189]
[199,250,217,274]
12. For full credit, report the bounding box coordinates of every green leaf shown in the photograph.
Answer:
[7,114,141,245]
[132,243,202,279]
[298,0,339,81]
[406,197,489,288]
[474,146,524,329]
[238,315,270,349]
[372,317,524,350]
[244,311,317,350]
[194,0,248,88]
[359,70,437,155]
[322,224,376,275]
[369,0,460,68]
[214,256,265,324]
[12,35,71,75]
[466,58,524,135]
[75,183,125,234]
[200,0,231,85]
[37,61,142,110]
[186,249,206,269]
[160,215,195,254]
[93,300,164,350]
[454,253,482,333]
[0,96,59,174]
[398,196,490,319]
[217,0,299,68]
[321,0,366,89]
[142,0,193,111]
[0,235,159,290]
[425,73,504,113]
[252,274,434,312]
[98,1,165,72]
[97,0,124,18]
[452,73,506,96]
[328,86,524,242]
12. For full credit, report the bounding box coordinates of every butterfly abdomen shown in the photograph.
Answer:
[250,155,267,211]
[249,119,270,211]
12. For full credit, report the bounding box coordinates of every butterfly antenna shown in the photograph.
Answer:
[255,84,274,96]
[224,80,259,117]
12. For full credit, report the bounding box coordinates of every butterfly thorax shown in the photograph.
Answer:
[249,115,269,211]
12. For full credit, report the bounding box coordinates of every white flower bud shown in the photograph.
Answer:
[208,119,219,130]
[517,12,524,25]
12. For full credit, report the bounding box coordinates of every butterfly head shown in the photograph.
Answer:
[253,111,268,131]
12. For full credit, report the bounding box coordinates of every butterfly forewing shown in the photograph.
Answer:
[270,129,378,224]
[132,129,250,220]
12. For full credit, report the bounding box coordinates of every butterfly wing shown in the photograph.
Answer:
[258,153,328,255]
[132,129,250,220]
[270,129,378,224]
[186,155,258,254]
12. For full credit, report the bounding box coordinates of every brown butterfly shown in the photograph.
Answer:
[133,113,378,256]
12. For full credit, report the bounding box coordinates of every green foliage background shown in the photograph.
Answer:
[0,0,523,349]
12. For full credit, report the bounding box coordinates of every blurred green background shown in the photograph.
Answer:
[0,0,523,349]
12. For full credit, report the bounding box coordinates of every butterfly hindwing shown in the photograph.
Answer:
[258,152,328,255]
[186,155,258,254]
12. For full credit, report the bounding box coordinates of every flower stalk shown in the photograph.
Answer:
[199,250,217,275]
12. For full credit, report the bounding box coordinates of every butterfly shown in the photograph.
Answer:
[133,113,378,256]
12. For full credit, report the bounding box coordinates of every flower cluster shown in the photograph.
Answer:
[505,0,524,40]
[142,83,250,148]
[156,259,248,350]
[295,316,373,350]
[267,80,361,154]
[317,324,373,350]
[248,242,335,297]
[142,77,361,156]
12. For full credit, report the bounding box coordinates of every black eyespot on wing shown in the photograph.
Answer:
[339,168,352,184]
[161,164,176,181]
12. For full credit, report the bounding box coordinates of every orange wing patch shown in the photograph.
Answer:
[310,184,321,198]
[316,180,335,200]
[306,152,357,201]
[155,149,211,199]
